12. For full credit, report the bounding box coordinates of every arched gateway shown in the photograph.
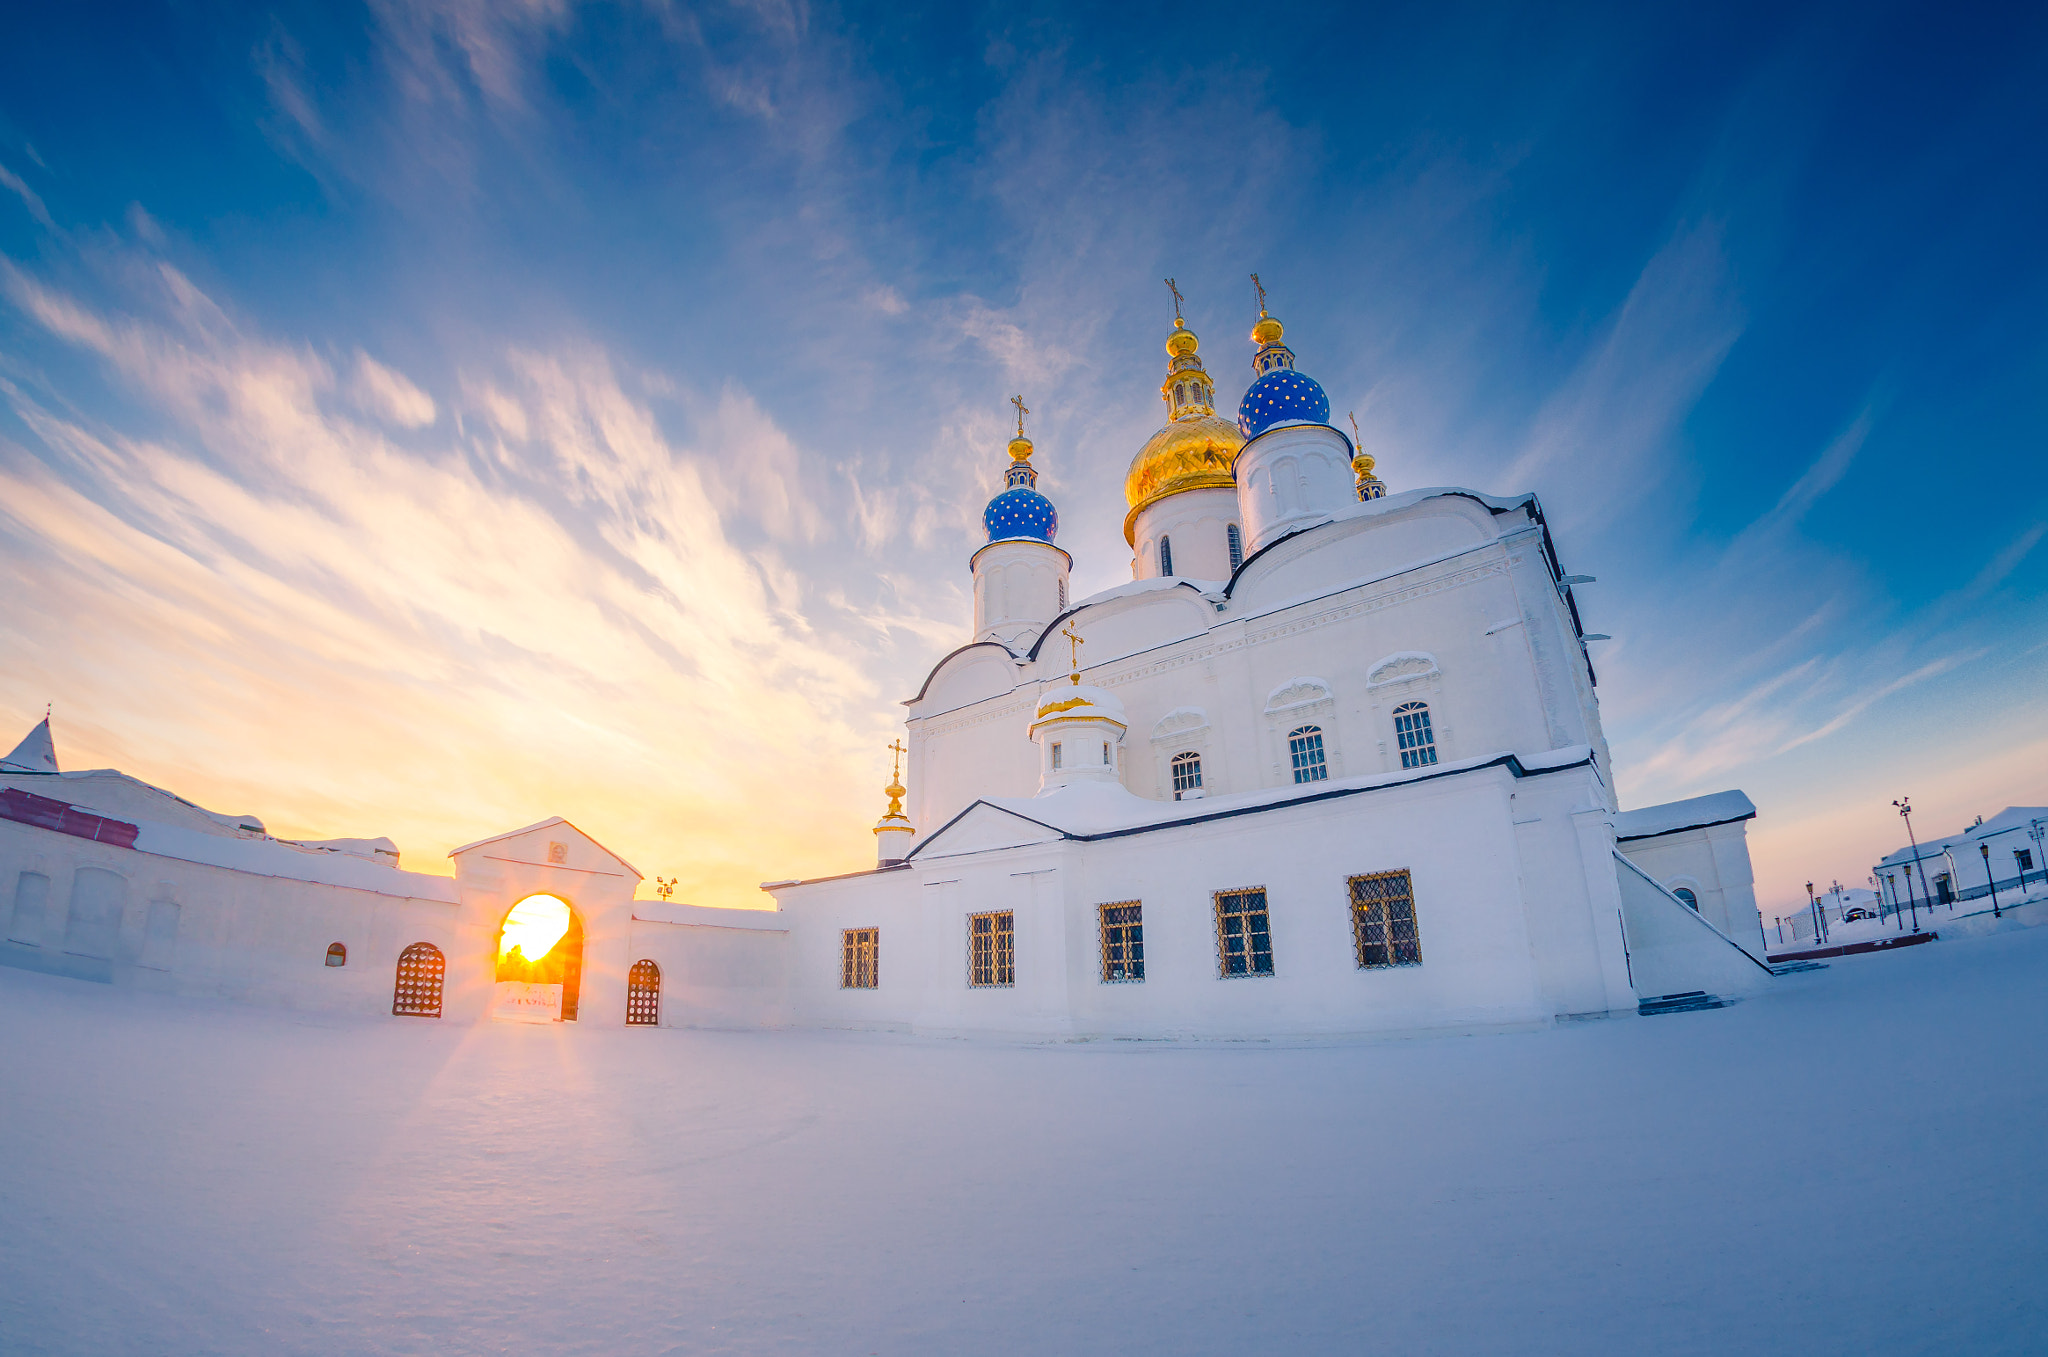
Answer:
[495,894,585,1020]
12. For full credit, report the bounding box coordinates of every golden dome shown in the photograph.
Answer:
[1166,322,1200,358]
[1122,413,1245,544]
[1008,435,1034,462]
[1252,315,1285,345]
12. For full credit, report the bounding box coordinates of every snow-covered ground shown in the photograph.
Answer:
[4,930,2046,1356]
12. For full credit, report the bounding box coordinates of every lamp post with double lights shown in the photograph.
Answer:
[1981,842,2002,918]
[1894,798,1923,932]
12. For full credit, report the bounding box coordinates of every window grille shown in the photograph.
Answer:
[1099,902,1144,982]
[1171,751,1203,799]
[1348,870,1422,968]
[325,942,347,967]
[969,911,1014,987]
[1227,524,1243,572]
[1287,726,1328,783]
[1051,743,1063,771]
[841,927,879,989]
[1215,888,1274,976]
[1058,578,1067,610]
[627,959,662,1024]
[1393,702,1437,768]
[392,942,445,1017]
[2019,849,2035,873]
[1159,535,1173,576]
[1673,887,1699,911]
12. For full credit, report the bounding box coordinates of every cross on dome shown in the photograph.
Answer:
[1062,620,1084,684]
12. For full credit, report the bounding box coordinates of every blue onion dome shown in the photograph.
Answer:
[983,432,1059,543]
[1236,311,1332,439]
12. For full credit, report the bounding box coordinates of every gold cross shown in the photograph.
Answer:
[1349,411,1361,443]
[1011,394,1029,438]
[1062,620,1084,684]
[1164,277,1184,320]
[1250,272,1268,316]
[887,738,907,782]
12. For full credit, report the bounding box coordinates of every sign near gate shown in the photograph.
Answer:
[491,980,563,1023]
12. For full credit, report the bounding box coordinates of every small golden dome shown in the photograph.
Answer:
[1166,323,1200,358]
[1008,435,1034,462]
[1122,413,1245,544]
[1352,451,1376,474]
[1252,315,1285,345]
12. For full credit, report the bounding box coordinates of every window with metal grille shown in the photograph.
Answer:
[1099,902,1144,982]
[1051,742,1063,771]
[325,942,347,967]
[1159,535,1173,576]
[969,911,1014,987]
[392,942,445,1017]
[842,927,879,988]
[1348,870,1422,968]
[1215,887,1274,976]
[1058,578,1067,610]
[1673,887,1699,911]
[1171,751,1202,799]
[627,959,662,1024]
[1393,702,1437,768]
[1227,524,1244,572]
[1287,726,1328,783]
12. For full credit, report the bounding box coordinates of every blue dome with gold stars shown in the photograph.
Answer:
[1237,367,1331,439]
[985,484,1058,543]
[984,430,1058,543]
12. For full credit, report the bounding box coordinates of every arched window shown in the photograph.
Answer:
[1288,726,1328,783]
[1673,888,1700,912]
[1393,702,1437,769]
[1175,382,1187,404]
[392,942,445,1017]
[627,959,661,1024]
[1227,524,1243,572]
[1159,535,1174,577]
[1171,751,1203,800]
[325,942,347,967]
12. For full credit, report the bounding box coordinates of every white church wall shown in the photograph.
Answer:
[1131,486,1239,581]
[627,917,792,1029]
[1234,422,1356,552]
[1617,821,1768,960]
[769,761,1633,1039]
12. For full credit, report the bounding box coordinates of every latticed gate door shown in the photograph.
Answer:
[626,959,660,1025]
[392,942,445,1017]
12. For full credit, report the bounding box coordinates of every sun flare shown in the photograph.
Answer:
[498,894,571,962]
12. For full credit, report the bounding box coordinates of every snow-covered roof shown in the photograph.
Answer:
[2,716,58,774]
[0,766,267,836]
[128,820,459,901]
[906,745,1595,858]
[1875,806,2048,870]
[1612,791,1757,842]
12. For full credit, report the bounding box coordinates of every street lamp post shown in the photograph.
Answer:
[2030,819,2047,895]
[1883,872,1899,930]
[1942,848,1959,910]
[1806,880,1819,945]
[1894,798,1924,933]
[1982,841,2002,918]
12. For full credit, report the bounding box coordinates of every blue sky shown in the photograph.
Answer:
[1,0,2043,910]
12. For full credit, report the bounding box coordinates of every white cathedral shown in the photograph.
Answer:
[0,290,1773,1038]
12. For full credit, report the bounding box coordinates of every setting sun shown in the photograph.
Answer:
[498,894,571,962]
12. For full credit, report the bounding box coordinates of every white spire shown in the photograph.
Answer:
[2,713,58,774]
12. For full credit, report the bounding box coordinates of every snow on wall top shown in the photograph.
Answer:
[1612,791,1757,842]
[631,902,789,931]
[125,819,458,902]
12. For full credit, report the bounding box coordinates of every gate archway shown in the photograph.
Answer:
[627,959,661,1026]
[495,894,585,1020]
[393,942,445,1017]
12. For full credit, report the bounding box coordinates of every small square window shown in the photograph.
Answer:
[1214,887,1274,976]
[969,911,1014,987]
[1051,743,1063,771]
[841,927,878,988]
[1348,870,1422,968]
[1099,902,1144,982]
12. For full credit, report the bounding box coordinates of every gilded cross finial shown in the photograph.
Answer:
[1251,272,1268,317]
[1062,620,1084,685]
[1011,393,1029,439]
[1349,411,1361,443]
[1164,277,1184,322]
[888,738,907,783]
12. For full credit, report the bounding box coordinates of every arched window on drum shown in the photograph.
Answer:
[1288,726,1328,783]
[392,942,445,1017]
[1170,751,1203,800]
[1393,702,1437,769]
[627,959,661,1025]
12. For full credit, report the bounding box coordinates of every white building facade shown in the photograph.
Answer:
[0,294,1772,1037]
